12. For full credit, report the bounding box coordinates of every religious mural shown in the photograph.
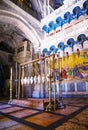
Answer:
[55,50,88,81]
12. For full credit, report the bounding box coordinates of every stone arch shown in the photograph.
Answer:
[0,10,41,50]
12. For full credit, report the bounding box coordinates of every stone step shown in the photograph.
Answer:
[12,98,46,110]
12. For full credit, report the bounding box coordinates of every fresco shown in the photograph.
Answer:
[59,50,88,81]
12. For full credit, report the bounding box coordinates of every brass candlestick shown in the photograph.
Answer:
[53,54,57,110]
[8,67,13,104]
[21,66,24,98]
[45,56,53,111]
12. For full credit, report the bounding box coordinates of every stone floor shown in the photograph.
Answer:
[0,98,88,130]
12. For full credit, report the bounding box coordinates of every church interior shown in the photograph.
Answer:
[0,0,88,129]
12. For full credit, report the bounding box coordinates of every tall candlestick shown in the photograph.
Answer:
[45,56,53,111]
[8,67,13,104]
[21,66,24,98]
[15,62,18,98]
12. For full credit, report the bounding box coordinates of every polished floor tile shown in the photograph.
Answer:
[0,116,35,130]
[0,104,12,109]
[0,98,88,130]
[55,108,88,130]
[0,106,23,113]
[0,117,18,130]
[54,105,80,115]
[10,109,39,118]
[25,112,63,127]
